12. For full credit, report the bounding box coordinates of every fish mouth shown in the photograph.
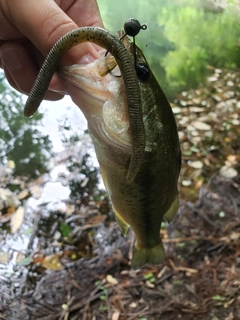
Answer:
[58,51,132,152]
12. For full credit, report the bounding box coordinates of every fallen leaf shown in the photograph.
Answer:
[42,254,63,270]
[10,206,24,233]
[112,311,120,320]
[7,206,16,214]
[189,106,205,113]
[172,106,182,114]
[207,76,218,82]
[0,251,9,264]
[220,166,238,179]
[129,302,137,308]
[0,188,20,208]
[224,300,235,309]
[188,160,203,169]
[145,280,155,288]
[106,274,118,285]
[192,121,211,131]
[8,160,15,169]
[16,252,24,264]
[226,155,240,165]
[16,255,32,266]
[224,313,234,320]
[182,180,192,186]
[17,189,29,200]
[0,213,12,223]
[229,232,239,241]
[226,81,234,86]
[30,185,42,199]
[88,215,106,226]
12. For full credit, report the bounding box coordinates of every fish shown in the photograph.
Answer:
[24,23,181,269]
[59,36,181,269]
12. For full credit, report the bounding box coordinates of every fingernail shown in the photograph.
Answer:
[0,48,22,71]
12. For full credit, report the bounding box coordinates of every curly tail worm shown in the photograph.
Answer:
[24,27,145,183]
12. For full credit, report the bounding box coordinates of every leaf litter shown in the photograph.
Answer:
[0,67,240,319]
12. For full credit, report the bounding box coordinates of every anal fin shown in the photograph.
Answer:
[114,210,129,236]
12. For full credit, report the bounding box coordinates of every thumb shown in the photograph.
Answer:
[6,0,100,64]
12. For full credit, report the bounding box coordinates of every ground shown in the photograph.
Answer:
[0,68,240,320]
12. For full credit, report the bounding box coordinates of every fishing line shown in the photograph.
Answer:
[142,0,162,48]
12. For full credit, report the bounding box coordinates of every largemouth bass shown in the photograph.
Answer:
[24,23,181,269]
[60,37,181,269]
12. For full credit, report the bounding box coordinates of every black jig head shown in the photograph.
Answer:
[120,18,148,79]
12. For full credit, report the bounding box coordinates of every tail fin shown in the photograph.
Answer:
[131,242,165,269]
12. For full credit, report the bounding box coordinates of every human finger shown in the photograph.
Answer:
[1,41,65,100]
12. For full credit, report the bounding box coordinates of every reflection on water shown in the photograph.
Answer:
[40,96,88,152]
[0,96,106,291]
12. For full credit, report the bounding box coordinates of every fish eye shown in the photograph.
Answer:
[124,18,142,37]
[135,63,150,81]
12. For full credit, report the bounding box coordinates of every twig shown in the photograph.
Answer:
[168,259,198,274]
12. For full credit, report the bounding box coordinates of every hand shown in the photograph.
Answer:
[0,0,103,100]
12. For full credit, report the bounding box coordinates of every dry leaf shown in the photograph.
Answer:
[30,185,42,199]
[10,206,24,233]
[112,311,120,320]
[17,189,29,200]
[224,312,234,320]
[16,254,32,266]
[88,215,106,226]
[188,160,203,169]
[229,232,239,241]
[0,213,12,223]
[106,274,118,285]
[145,280,155,288]
[220,166,238,179]
[16,252,24,264]
[182,180,192,186]
[7,160,15,169]
[0,251,9,264]
[192,121,211,131]
[226,155,240,165]
[0,188,20,208]
[207,76,218,82]
[189,107,205,113]
[172,106,181,114]
[129,302,137,308]
[42,254,63,270]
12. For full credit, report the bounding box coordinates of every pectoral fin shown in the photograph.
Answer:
[114,210,129,236]
[164,194,179,223]
[100,164,129,235]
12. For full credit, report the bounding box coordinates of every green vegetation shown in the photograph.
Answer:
[0,72,52,178]
[98,0,240,98]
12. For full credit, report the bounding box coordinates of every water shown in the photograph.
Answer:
[0,95,105,288]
